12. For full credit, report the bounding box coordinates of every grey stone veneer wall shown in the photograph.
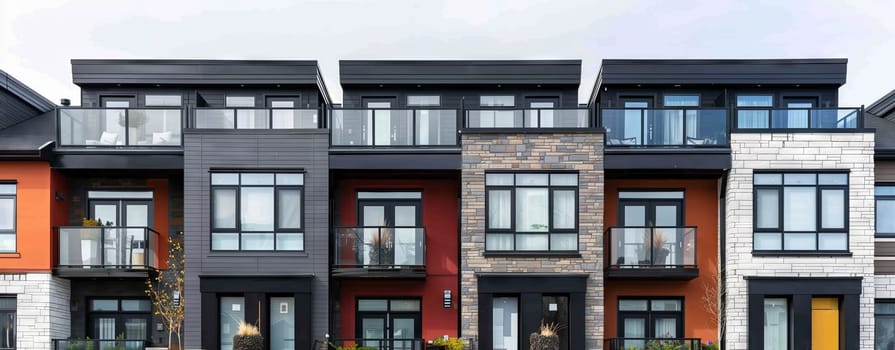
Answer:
[460,132,605,349]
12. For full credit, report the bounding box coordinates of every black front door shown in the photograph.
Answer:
[356,299,422,350]
[88,298,151,349]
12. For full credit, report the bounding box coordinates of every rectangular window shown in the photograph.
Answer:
[211,172,304,251]
[480,96,515,107]
[617,297,682,347]
[144,95,182,107]
[876,301,895,349]
[225,96,255,107]
[764,298,788,350]
[485,173,578,252]
[737,95,774,128]
[220,297,244,350]
[407,95,440,107]
[877,186,895,236]
[663,95,699,107]
[753,172,848,252]
[0,297,14,350]
[492,297,519,350]
[0,184,15,253]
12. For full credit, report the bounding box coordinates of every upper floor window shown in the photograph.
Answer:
[407,95,440,107]
[877,185,895,237]
[145,95,182,107]
[480,96,515,107]
[753,172,848,253]
[226,96,256,107]
[663,95,699,107]
[0,184,15,252]
[737,95,774,128]
[485,172,578,252]
[211,172,304,251]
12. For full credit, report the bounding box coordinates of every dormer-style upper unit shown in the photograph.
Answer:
[0,69,56,160]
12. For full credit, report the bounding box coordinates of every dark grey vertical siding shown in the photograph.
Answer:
[183,130,330,348]
[342,86,580,109]
[0,88,41,130]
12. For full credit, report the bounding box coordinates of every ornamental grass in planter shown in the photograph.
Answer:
[529,322,560,350]
[233,322,263,350]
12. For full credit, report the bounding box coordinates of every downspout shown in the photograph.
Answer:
[719,169,729,350]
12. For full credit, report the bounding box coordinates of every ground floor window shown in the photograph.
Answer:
[356,298,421,350]
[0,296,14,350]
[88,298,151,350]
[617,298,683,349]
[876,301,895,349]
[492,297,518,350]
[763,298,788,349]
[220,297,244,350]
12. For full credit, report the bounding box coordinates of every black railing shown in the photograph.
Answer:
[734,107,863,129]
[601,108,728,146]
[333,226,426,268]
[56,226,159,269]
[57,107,183,147]
[607,338,701,350]
[329,108,459,147]
[52,339,147,350]
[325,338,426,350]
[193,107,321,129]
[607,227,697,269]
[464,108,591,129]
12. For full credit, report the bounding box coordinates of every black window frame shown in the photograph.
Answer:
[876,299,895,349]
[0,183,15,253]
[616,296,685,339]
[0,296,14,350]
[210,171,305,252]
[484,171,579,252]
[876,184,895,237]
[752,171,850,254]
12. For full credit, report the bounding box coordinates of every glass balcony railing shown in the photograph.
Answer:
[601,108,728,146]
[52,339,147,350]
[57,226,158,269]
[607,338,701,350]
[58,108,182,147]
[329,108,458,146]
[326,338,426,350]
[193,108,319,129]
[607,227,696,269]
[735,107,862,129]
[333,226,426,268]
[464,108,590,129]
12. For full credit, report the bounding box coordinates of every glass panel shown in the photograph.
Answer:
[226,96,255,107]
[0,185,14,195]
[877,303,895,314]
[541,296,569,350]
[220,297,245,350]
[784,233,816,250]
[270,297,295,350]
[90,299,118,311]
[878,199,895,234]
[59,228,101,265]
[623,206,646,226]
[0,198,13,231]
[128,109,182,145]
[394,206,417,227]
[737,109,770,128]
[516,188,548,231]
[87,191,154,199]
[393,317,416,350]
[211,233,239,250]
[819,173,848,185]
[121,299,151,312]
[361,318,385,348]
[738,95,773,107]
[756,189,779,229]
[516,234,548,251]
[373,110,413,146]
[59,109,127,146]
[195,109,234,129]
[655,318,678,338]
[272,109,318,129]
[241,187,274,231]
[877,186,895,196]
[390,300,421,312]
[550,174,578,186]
[362,206,386,226]
[623,318,646,349]
[486,174,514,186]
[821,189,845,229]
[784,173,816,185]
[651,299,682,311]
[492,297,519,350]
[664,95,699,106]
[876,315,895,350]
[0,235,13,253]
[516,174,548,186]
[211,173,239,185]
[407,95,440,106]
[550,234,577,251]
[754,233,782,251]
[0,297,14,309]
[270,101,294,108]
[394,227,421,265]
[553,190,575,229]
[331,109,372,146]
[783,187,816,231]
[818,233,847,251]
[357,299,388,311]
[601,109,642,145]
[124,318,147,341]
[754,174,783,185]
[277,189,302,229]
[764,298,788,350]
[276,233,303,251]
[618,299,648,311]
[93,204,117,226]
[276,173,304,185]
[0,309,13,349]
[415,109,456,145]
[236,109,270,129]
[480,96,515,107]
[213,189,236,229]
[241,233,274,250]
[647,109,683,145]
[95,317,116,340]
[654,205,678,227]
[618,191,684,199]
[467,109,523,128]
[357,192,422,199]
[241,173,274,185]
[486,234,514,251]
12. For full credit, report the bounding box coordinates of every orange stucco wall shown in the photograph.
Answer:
[147,179,170,270]
[603,178,720,344]
[0,161,53,272]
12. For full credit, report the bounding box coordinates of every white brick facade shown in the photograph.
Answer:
[0,273,71,350]
[877,274,895,299]
[724,133,876,349]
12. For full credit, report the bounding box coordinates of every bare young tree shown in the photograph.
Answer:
[146,236,185,350]
[701,263,725,346]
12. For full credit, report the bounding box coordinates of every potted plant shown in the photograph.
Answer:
[529,321,559,350]
[368,225,394,265]
[233,321,263,350]
[650,231,669,265]
[429,336,464,350]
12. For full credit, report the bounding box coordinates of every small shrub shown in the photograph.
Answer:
[432,336,465,350]
[233,322,263,350]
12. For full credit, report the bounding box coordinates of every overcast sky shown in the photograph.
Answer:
[1,0,892,106]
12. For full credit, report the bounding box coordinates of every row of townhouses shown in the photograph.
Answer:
[0,58,893,350]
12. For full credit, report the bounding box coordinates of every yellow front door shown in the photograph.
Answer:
[811,298,839,350]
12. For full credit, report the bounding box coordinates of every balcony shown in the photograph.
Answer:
[58,108,182,147]
[55,226,159,278]
[193,108,320,129]
[606,227,698,279]
[332,226,426,278]
[329,108,458,147]
[464,108,591,130]
[607,338,701,350]
[734,107,863,130]
[601,108,728,147]
[52,339,146,350]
